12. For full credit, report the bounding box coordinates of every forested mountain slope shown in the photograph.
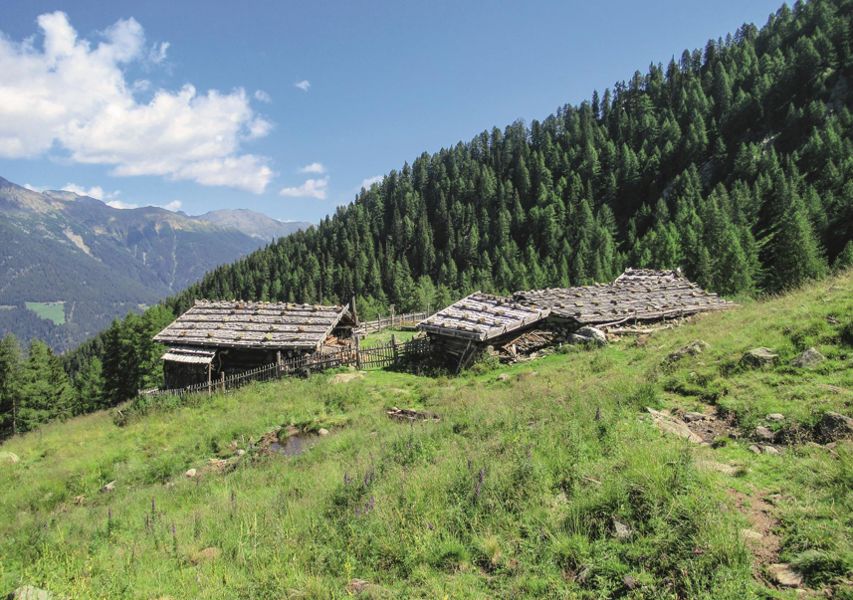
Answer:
[47,0,853,420]
[168,0,852,319]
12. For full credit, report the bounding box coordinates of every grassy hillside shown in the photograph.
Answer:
[1,272,850,599]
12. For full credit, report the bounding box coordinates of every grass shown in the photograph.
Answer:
[359,327,420,348]
[24,301,66,325]
[1,273,851,598]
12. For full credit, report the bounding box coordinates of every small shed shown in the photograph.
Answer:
[417,292,550,362]
[514,268,733,330]
[154,300,356,388]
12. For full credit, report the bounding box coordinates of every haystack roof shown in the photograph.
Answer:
[154,300,352,351]
[418,292,550,342]
[514,268,732,326]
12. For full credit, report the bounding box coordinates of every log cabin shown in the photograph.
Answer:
[153,300,356,389]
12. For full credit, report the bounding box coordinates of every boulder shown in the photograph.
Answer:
[666,340,709,362]
[791,347,825,368]
[748,444,762,454]
[646,408,703,444]
[185,468,197,478]
[612,517,633,540]
[766,413,785,422]
[317,428,330,436]
[762,445,780,455]
[10,586,52,600]
[0,451,19,464]
[682,412,706,423]
[575,326,607,344]
[740,347,779,368]
[815,411,853,443]
[767,563,802,587]
[754,426,776,442]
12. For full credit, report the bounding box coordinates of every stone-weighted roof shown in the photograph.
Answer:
[417,292,550,341]
[154,300,353,351]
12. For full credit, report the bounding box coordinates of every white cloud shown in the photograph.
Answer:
[0,12,273,193]
[23,183,45,192]
[254,89,271,103]
[106,199,138,210]
[294,80,310,92]
[360,175,383,189]
[61,183,108,199]
[299,162,326,174]
[279,177,328,200]
[160,199,181,211]
[149,41,169,64]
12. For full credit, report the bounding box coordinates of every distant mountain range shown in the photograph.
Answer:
[0,176,309,351]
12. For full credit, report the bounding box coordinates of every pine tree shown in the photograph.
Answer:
[0,334,23,436]
[19,341,75,432]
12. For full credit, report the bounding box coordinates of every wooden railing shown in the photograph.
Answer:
[354,311,430,335]
[142,336,431,399]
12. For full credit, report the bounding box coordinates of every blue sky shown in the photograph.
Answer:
[0,0,785,222]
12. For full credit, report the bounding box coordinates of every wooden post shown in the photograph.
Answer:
[351,295,359,326]
[391,334,399,363]
[276,350,282,375]
[220,371,226,393]
[207,363,212,397]
[355,335,362,370]
[390,304,395,328]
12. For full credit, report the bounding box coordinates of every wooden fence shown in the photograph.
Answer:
[143,335,431,399]
[354,311,430,335]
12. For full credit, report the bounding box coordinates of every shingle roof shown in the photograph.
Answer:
[161,346,217,364]
[514,268,732,325]
[154,300,352,351]
[417,292,550,342]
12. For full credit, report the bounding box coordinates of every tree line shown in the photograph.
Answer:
[3,0,851,437]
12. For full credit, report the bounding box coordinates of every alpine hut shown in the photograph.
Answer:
[154,300,356,388]
[513,268,733,334]
[417,292,550,364]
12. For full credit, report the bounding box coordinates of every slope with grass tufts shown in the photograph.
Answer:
[0,272,850,598]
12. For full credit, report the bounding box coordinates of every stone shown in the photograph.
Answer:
[0,451,20,464]
[497,373,510,382]
[100,480,116,493]
[696,460,739,476]
[235,449,246,456]
[740,528,764,542]
[766,413,785,422]
[317,428,330,436]
[612,517,633,540]
[762,445,780,455]
[815,411,853,443]
[666,340,709,362]
[754,426,776,442]
[791,347,825,368]
[740,347,779,368]
[185,468,197,478]
[622,575,638,590]
[575,326,607,345]
[767,563,803,587]
[11,586,52,600]
[646,407,703,444]
[683,412,706,422]
[748,444,762,454]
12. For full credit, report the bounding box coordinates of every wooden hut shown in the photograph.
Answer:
[154,300,356,388]
[514,268,733,332]
[417,292,550,364]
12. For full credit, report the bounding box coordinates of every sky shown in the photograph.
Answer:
[0,0,786,223]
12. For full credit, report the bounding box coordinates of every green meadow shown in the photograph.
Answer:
[1,272,851,599]
[24,301,66,326]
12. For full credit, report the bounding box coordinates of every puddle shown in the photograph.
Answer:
[268,434,313,456]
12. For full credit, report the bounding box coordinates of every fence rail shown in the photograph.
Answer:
[143,335,431,400]
[354,311,430,335]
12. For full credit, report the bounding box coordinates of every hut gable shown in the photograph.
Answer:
[154,300,353,351]
[514,268,732,326]
[418,292,550,342]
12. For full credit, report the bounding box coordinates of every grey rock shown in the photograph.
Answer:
[791,347,825,368]
[185,468,197,478]
[766,413,785,422]
[762,445,780,455]
[748,444,762,454]
[576,326,607,344]
[317,428,330,436]
[815,411,853,443]
[666,340,709,362]
[767,563,802,587]
[612,517,633,540]
[683,412,706,423]
[740,347,779,368]
[100,480,116,493]
[10,586,52,600]
[754,426,776,442]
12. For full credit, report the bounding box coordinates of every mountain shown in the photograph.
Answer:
[195,209,306,241]
[61,0,853,410]
[0,177,309,351]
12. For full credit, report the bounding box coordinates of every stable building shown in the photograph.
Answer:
[153,300,356,389]
[417,292,550,364]
[513,268,733,331]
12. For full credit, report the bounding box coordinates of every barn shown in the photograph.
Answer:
[514,268,733,333]
[416,292,550,365]
[153,300,357,389]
